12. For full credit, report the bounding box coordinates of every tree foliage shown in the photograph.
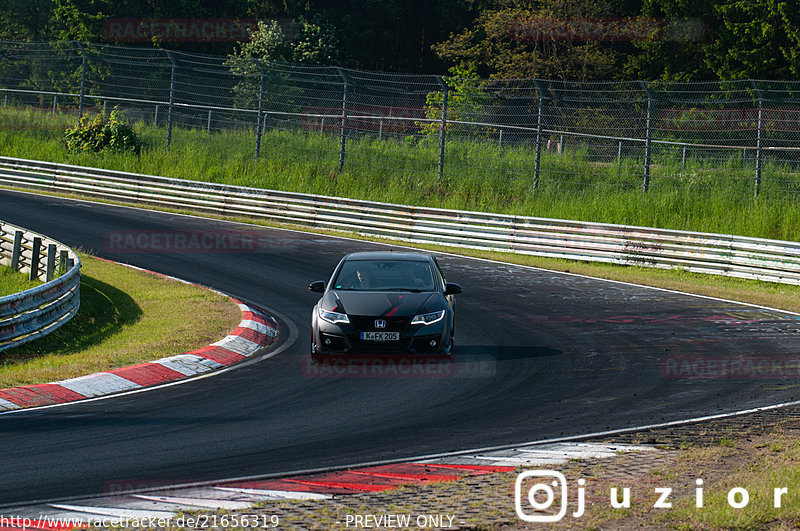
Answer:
[4,0,800,81]
[704,0,800,80]
[419,63,494,136]
[225,17,338,109]
[623,0,715,81]
[432,0,635,81]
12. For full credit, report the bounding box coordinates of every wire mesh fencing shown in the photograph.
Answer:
[2,41,800,198]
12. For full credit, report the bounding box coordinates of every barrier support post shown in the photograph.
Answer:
[10,231,22,271]
[46,243,56,282]
[30,237,42,282]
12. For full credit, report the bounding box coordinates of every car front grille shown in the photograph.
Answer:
[349,316,410,332]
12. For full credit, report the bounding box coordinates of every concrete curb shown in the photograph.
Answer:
[0,296,278,412]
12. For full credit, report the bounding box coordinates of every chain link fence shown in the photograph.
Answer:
[2,41,800,198]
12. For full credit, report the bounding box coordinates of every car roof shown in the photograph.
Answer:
[343,251,433,262]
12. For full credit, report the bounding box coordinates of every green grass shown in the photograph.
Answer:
[651,438,800,529]
[0,253,241,388]
[0,265,40,297]
[2,105,800,242]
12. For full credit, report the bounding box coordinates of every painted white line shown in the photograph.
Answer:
[0,398,21,411]
[421,443,653,467]
[214,487,333,500]
[49,504,175,519]
[461,455,568,466]
[240,319,277,336]
[212,335,262,356]
[132,494,253,510]
[58,373,141,398]
[155,354,220,376]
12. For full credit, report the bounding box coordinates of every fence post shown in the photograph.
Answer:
[59,249,68,275]
[436,76,449,186]
[751,80,764,198]
[533,81,544,191]
[30,237,42,282]
[255,59,266,159]
[640,81,653,193]
[76,42,87,119]
[165,50,177,150]
[46,243,56,282]
[10,231,22,271]
[337,68,349,173]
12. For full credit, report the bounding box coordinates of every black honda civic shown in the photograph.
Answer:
[309,251,462,355]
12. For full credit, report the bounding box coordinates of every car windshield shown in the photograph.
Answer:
[332,259,435,292]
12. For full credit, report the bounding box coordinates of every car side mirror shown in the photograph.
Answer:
[444,283,462,295]
[308,280,326,293]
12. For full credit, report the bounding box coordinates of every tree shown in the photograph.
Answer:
[291,14,341,65]
[50,0,108,41]
[418,62,494,137]
[624,0,716,81]
[225,16,340,110]
[227,16,341,67]
[704,0,800,80]
[431,0,638,81]
[0,0,59,40]
[225,20,291,108]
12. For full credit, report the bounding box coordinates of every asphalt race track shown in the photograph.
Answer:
[2,189,800,507]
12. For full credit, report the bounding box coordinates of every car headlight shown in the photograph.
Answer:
[411,309,445,325]
[318,307,350,325]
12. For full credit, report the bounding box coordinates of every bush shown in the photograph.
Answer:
[64,109,141,155]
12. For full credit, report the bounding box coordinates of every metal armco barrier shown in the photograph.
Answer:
[0,218,81,352]
[2,155,800,286]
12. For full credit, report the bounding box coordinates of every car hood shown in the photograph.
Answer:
[326,290,441,317]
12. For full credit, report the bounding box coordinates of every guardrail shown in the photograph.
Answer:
[0,218,81,352]
[1,155,800,286]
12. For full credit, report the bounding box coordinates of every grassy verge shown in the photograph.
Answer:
[0,266,40,297]
[2,105,800,242]
[0,254,241,388]
[579,431,800,529]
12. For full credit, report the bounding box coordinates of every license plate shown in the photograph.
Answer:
[360,331,400,342]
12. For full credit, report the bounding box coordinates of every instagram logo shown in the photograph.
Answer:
[515,470,585,522]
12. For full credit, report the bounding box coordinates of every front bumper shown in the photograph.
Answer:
[313,314,451,355]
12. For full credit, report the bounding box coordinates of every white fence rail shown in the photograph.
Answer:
[1,156,800,286]
[0,218,81,352]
